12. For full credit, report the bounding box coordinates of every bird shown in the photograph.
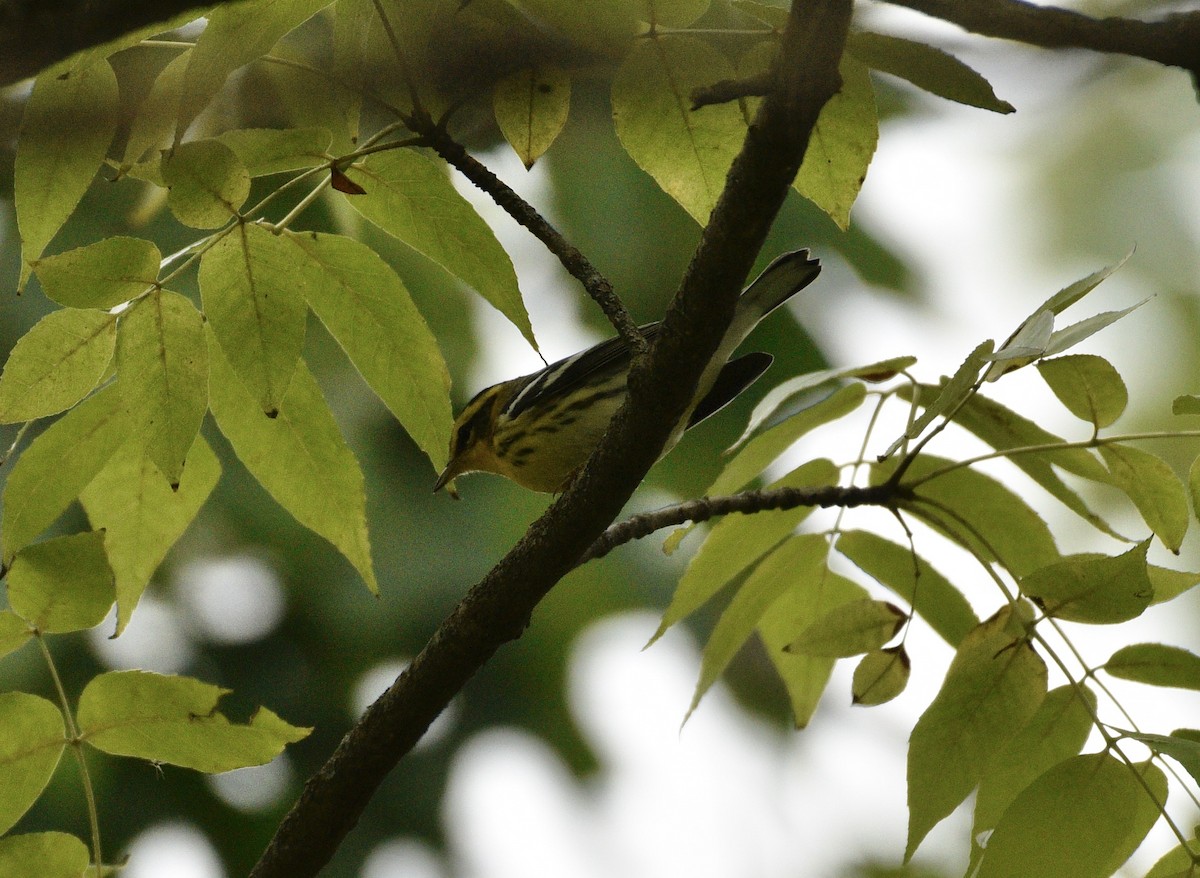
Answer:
[433,249,821,495]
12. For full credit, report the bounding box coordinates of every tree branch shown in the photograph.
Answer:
[249,1,853,875]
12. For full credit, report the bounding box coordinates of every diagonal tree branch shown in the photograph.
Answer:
[249,1,853,875]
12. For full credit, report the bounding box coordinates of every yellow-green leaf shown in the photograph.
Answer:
[1145,839,1200,878]
[6,531,114,634]
[1100,443,1189,552]
[612,35,745,225]
[0,832,89,878]
[1105,643,1200,690]
[885,340,993,458]
[15,59,119,288]
[1036,354,1127,429]
[122,48,192,172]
[0,612,32,662]
[851,647,909,706]
[216,126,333,176]
[1173,394,1200,416]
[163,138,251,228]
[0,693,66,835]
[493,66,571,169]
[1,384,130,564]
[77,670,310,773]
[81,436,221,634]
[637,0,710,27]
[32,236,161,309]
[199,222,308,415]
[1021,541,1153,625]
[1120,730,1200,789]
[117,290,208,485]
[346,149,534,348]
[787,598,904,657]
[207,330,377,593]
[282,231,452,471]
[906,606,1047,859]
[1149,564,1200,605]
[0,308,117,423]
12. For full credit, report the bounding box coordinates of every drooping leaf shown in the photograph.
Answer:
[972,685,1097,850]
[1105,643,1200,690]
[215,126,333,176]
[612,35,745,225]
[1099,443,1189,553]
[1036,354,1127,429]
[493,66,571,169]
[906,606,1047,859]
[1021,541,1153,625]
[1,384,130,564]
[0,308,117,424]
[0,693,66,835]
[836,529,979,646]
[346,149,534,347]
[117,290,208,485]
[653,458,838,641]
[176,0,334,142]
[786,598,904,657]
[884,340,993,458]
[281,231,452,471]
[6,531,114,634]
[81,436,221,634]
[15,59,119,288]
[207,330,377,593]
[77,670,310,773]
[163,138,251,228]
[847,31,1014,113]
[712,382,865,494]
[32,236,161,309]
[0,612,32,662]
[851,646,909,706]
[977,754,1165,878]
[0,832,89,878]
[759,563,867,727]
[199,222,308,415]
[688,534,827,719]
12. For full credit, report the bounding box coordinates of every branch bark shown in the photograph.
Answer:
[249,1,853,875]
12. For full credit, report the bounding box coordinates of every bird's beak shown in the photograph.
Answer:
[433,463,460,499]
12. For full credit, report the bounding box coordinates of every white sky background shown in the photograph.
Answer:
[112,15,1200,878]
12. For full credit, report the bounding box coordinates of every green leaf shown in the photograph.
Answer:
[215,126,333,176]
[1042,298,1151,358]
[836,530,978,646]
[493,66,571,169]
[15,59,119,288]
[0,612,32,662]
[977,754,1165,878]
[653,458,838,641]
[77,670,310,772]
[32,236,161,309]
[689,534,827,719]
[1173,394,1200,416]
[1028,250,1134,323]
[786,598,904,657]
[47,9,204,78]
[81,436,221,635]
[117,290,208,485]
[346,149,534,348]
[1021,541,1153,624]
[637,0,710,27]
[7,532,114,633]
[1119,730,1200,787]
[760,564,867,727]
[0,308,117,423]
[851,647,909,706]
[906,606,1047,859]
[1,384,130,564]
[736,355,916,446]
[199,222,308,415]
[1189,453,1200,521]
[731,0,786,28]
[122,48,192,172]
[891,455,1060,578]
[1148,564,1200,604]
[712,382,865,494]
[207,329,377,593]
[0,692,66,835]
[972,685,1096,848]
[792,54,878,230]
[176,0,334,143]
[1145,838,1200,878]
[282,231,453,471]
[985,309,1052,381]
[612,35,745,225]
[847,31,1014,113]
[884,340,993,457]
[163,139,251,228]
[1105,643,1200,690]
[1100,443,1189,552]
[0,832,89,878]
[1036,354,1127,429]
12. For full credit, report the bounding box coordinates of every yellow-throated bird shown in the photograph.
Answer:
[434,249,821,495]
